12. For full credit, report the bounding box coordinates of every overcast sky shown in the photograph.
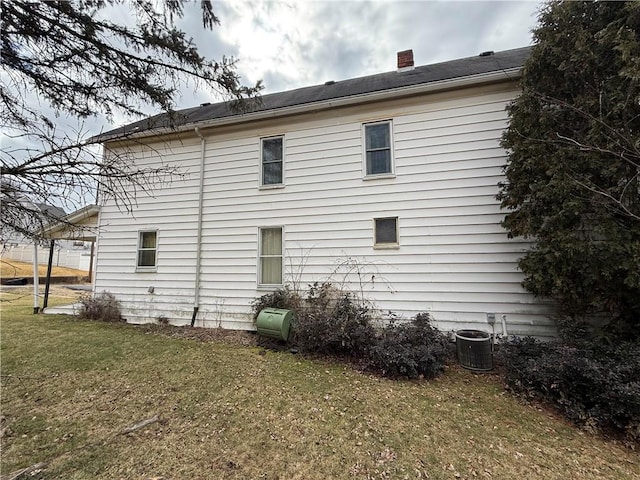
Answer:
[114,0,543,126]
[5,1,545,153]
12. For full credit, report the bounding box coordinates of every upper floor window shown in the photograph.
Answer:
[261,136,284,186]
[364,121,394,177]
[137,230,157,270]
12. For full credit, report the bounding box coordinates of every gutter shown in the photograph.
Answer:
[191,127,206,327]
[102,67,521,143]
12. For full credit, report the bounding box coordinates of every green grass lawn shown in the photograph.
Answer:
[1,289,638,479]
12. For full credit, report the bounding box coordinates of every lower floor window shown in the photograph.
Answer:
[374,217,398,246]
[259,227,283,285]
[137,230,157,269]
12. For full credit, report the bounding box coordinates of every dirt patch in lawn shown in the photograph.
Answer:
[138,323,259,346]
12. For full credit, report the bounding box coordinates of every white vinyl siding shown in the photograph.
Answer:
[95,137,202,324]
[259,227,283,286]
[95,85,556,338]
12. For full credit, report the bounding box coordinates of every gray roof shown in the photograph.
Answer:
[101,46,530,140]
[37,204,66,222]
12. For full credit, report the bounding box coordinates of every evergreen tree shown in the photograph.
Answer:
[498,1,640,338]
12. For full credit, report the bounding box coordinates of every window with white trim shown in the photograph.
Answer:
[364,121,394,176]
[137,230,157,269]
[374,217,398,247]
[259,227,283,285]
[261,136,284,186]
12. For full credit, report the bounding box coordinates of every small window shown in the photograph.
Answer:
[137,231,157,269]
[364,121,393,176]
[261,136,284,186]
[259,227,283,285]
[374,217,398,247]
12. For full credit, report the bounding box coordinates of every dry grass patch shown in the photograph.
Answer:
[0,259,88,279]
[1,294,638,479]
[0,286,84,311]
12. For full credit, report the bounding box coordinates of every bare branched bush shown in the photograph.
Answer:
[78,291,123,322]
[250,286,304,322]
[1,0,262,243]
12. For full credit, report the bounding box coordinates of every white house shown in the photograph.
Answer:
[94,47,556,338]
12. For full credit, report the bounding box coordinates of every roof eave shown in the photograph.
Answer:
[43,205,101,240]
[102,66,521,144]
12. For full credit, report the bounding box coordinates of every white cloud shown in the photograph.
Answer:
[189,0,542,98]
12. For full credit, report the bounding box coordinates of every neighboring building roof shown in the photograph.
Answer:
[44,205,101,241]
[37,203,66,221]
[100,46,530,141]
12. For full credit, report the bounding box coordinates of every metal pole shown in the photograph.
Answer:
[33,243,40,314]
[43,240,55,309]
[88,241,95,283]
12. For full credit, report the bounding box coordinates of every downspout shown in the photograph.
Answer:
[501,314,509,338]
[192,127,206,326]
[91,205,103,295]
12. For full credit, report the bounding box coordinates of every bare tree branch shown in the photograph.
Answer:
[0,0,262,243]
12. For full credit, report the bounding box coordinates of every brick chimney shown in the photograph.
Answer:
[397,49,414,71]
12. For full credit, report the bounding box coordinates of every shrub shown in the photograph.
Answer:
[78,291,123,322]
[291,282,376,357]
[554,313,638,345]
[501,337,640,441]
[250,286,303,321]
[367,312,452,379]
[554,314,591,344]
[252,286,453,381]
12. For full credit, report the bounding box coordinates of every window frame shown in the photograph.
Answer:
[373,217,399,248]
[136,230,158,272]
[258,226,284,287]
[362,120,395,179]
[260,135,285,188]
